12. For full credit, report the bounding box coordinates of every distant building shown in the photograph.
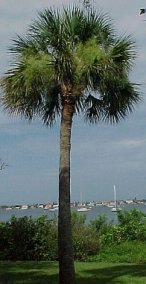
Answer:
[44,203,52,210]
[21,205,28,210]
[38,204,44,209]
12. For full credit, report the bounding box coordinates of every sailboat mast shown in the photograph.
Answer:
[80,192,83,205]
[114,185,116,208]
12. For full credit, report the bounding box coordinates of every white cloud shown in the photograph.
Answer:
[112,138,146,149]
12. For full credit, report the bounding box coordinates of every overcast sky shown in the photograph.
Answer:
[0,0,146,205]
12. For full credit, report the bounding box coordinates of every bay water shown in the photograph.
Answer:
[0,203,146,223]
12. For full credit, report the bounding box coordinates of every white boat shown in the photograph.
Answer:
[49,204,59,211]
[77,207,91,212]
[77,192,91,212]
[111,185,121,212]
[49,207,58,211]
[111,207,117,212]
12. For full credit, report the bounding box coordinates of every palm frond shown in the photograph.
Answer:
[102,81,141,123]
[84,94,104,123]
[41,84,61,126]
[1,49,56,121]
[110,35,136,71]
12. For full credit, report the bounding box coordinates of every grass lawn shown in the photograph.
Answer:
[0,261,146,283]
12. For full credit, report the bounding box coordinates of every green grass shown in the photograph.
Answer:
[0,261,146,283]
[90,241,146,263]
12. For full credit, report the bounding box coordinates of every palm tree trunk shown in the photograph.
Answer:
[58,101,76,284]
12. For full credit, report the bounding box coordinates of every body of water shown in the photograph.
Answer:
[0,203,146,223]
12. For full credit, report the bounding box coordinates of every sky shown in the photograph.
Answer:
[0,0,146,205]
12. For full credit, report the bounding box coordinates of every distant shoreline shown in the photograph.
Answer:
[0,198,145,211]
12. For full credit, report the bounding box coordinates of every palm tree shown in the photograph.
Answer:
[1,7,140,284]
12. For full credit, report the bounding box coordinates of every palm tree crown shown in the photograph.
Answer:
[1,7,140,125]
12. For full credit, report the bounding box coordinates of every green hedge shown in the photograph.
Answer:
[0,215,58,260]
[0,212,99,261]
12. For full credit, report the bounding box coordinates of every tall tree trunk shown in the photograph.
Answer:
[58,101,76,284]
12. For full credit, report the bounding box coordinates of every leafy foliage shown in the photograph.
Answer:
[0,215,58,261]
[1,209,146,262]
[90,214,113,236]
[0,209,146,262]
[0,213,99,261]
[72,211,99,260]
[32,215,58,260]
[116,209,146,241]
[98,209,146,246]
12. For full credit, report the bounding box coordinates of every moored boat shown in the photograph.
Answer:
[111,185,121,212]
[77,207,91,212]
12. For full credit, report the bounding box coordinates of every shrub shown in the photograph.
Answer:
[116,209,146,241]
[0,215,58,261]
[90,214,113,237]
[33,215,58,260]
[98,209,146,246]
[72,211,100,260]
[8,215,36,260]
[0,221,10,259]
[0,212,99,261]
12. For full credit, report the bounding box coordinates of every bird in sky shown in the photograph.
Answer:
[140,8,146,15]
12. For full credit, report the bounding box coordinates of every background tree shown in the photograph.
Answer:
[0,6,140,284]
[0,159,8,170]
